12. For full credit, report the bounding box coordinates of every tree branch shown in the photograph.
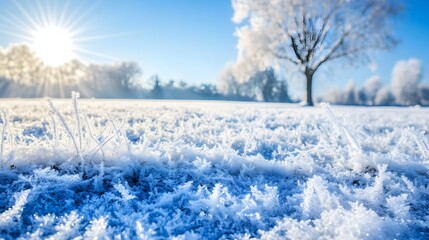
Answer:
[312,29,349,71]
[271,50,299,65]
[289,34,304,63]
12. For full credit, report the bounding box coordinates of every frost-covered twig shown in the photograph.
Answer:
[320,102,362,154]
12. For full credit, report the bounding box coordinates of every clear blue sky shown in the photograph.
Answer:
[0,0,427,96]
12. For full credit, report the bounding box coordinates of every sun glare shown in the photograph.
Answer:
[1,0,124,68]
[31,26,75,66]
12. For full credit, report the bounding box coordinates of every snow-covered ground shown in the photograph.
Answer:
[0,98,428,239]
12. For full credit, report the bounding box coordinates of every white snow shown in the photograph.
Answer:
[0,98,428,239]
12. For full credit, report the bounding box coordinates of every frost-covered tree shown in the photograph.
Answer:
[321,57,429,106]
[418,86,429,106]
[231,0,400,106]
[363,76,382,105]
[0,44,143,98]
[218,67,290,102]
[391,58,421,105]
[150,75,163,99]
[249,68,290,102]
[374,87,395,106]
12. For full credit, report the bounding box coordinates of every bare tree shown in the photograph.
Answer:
[231,0,401,106]
[218,67,290,102]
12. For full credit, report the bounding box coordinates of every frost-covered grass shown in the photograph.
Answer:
[0,97,428,239]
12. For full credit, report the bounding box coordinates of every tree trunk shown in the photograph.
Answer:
[305,70,314,106]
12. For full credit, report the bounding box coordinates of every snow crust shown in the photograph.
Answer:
[0,99,428,239]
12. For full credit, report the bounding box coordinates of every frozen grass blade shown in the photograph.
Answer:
[84,115,105,160]
[84,114,107,189]
[395,128,429,162]
[108,115,130,153]
[243,124,254,157]
[72,92,83,153]
[320,102,362,154]
[0,189,31,227]
[0,109,7,162]
[50,112,58,147]
[87,120,126,160]
[411,130,429,161]
[47,98,84,169]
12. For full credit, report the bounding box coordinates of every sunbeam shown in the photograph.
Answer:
[73,31,140,43]
[0,0,130,67]
[12,0,39,30]
[74,47,121,62]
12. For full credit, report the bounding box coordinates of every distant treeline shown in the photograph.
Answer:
[0,44,292,102]
[1,44,428,106]
[319,59,429,106]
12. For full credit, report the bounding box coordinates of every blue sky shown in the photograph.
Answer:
[0,0,427,96]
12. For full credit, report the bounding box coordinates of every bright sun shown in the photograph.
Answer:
[3,1,121,68]
[31,26,75,66]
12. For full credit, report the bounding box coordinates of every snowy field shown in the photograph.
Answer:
[0,97,428,239]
